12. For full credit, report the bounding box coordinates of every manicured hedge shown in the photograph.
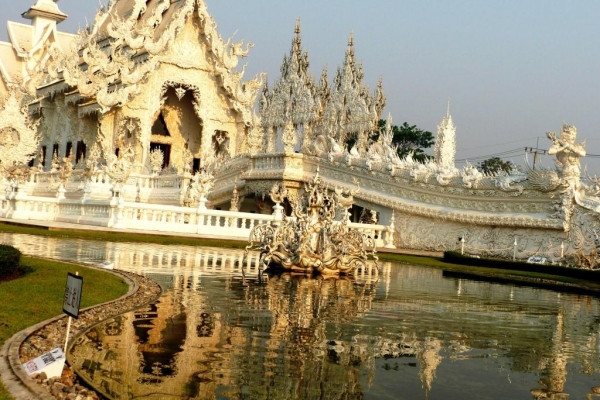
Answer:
[0,244,21,277]
[444,251,600,282]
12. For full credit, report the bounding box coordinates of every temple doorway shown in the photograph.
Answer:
[149,87,203,173]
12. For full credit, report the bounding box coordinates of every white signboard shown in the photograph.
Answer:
[22,348,65,378]
[63,272,83,318]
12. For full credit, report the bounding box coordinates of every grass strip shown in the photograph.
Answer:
[0,257,129,400]
[0,222,247,248]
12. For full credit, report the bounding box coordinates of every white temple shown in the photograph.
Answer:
[2,0,600,265]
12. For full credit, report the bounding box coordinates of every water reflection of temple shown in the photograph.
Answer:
[70,270,383,399]
[5,232,600,398]
[70,263,600,399]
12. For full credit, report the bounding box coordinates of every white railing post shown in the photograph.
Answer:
[384,212,396,249]
[272,202,284,227]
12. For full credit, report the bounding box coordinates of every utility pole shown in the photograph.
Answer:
[525,137,548,170]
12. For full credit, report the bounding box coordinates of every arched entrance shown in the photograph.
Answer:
[149,85,203,173]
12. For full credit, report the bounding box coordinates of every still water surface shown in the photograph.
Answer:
[3,232,600,399]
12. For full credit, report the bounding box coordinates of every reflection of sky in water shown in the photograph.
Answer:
[4,232,600,399]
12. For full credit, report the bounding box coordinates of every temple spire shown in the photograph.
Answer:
[21,0,67,46]
[434,101,456,169]
[22,0,67,24]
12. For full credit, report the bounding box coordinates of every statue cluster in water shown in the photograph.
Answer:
[245,171,378,275]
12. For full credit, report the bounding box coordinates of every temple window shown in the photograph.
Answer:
[65,141,73,158]
[75,141,86,163]
[40,146,46,168]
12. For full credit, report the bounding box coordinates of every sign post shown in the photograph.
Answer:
[22,272,83,379]
[62,272,83,352]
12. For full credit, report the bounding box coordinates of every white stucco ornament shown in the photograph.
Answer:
[0,89,40,171]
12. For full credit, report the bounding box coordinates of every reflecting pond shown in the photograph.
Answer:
[3,232,600,399]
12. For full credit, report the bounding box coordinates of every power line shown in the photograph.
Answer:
[455,148,526,163]
[456,136,540,153]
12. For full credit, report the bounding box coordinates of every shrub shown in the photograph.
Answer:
[0,244,21,277]
[444,251,600,282]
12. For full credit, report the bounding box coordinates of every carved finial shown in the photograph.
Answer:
[348,31,354,47]
[446,99,451,118]
[292,18,302,50]
[295,17,301,35]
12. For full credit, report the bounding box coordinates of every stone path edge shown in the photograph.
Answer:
[0,266,161,400]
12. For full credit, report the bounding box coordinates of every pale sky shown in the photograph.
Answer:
[3,1,600,174]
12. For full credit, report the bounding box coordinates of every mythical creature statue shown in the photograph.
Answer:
[244,171,377,275]
[105,145,136,187]
[547,124,586,186]
[546,124,587,232]
[2,163,30,187]
[184,165,215,208]
[494,167,527,195]
[435,165,458,186]
[57,154,75,185]
[461,162,483,188]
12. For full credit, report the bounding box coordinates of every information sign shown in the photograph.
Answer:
[62,272,83,318]
[22,348,65,378]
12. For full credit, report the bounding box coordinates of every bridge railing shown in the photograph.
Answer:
[1,190,395,247]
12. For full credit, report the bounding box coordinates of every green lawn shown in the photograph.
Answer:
[0,256,129,400]
[0,221,246,248]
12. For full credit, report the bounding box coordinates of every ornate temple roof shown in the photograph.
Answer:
[260,20,318,129]
[1,0,263,122]
[0,1,75,92]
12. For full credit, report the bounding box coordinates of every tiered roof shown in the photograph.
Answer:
[260,23,386,153]
[2,0,263,122]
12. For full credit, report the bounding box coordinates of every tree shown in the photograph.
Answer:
[477,157,516,175]
[376,119,434,163]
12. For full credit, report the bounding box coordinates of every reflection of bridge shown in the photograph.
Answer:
[0,232,379,280]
